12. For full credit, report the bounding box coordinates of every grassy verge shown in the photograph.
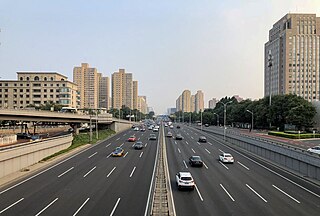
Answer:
[268,131,320,139]
[41,129,115,161]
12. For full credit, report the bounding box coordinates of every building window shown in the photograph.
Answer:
[20,77,23,81]
[20,89,23,92]
[44,77,47,81]
[34,76,39,81]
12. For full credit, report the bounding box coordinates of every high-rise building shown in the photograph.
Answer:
[182,90,191,112]
[176,95,182,111]
[190,95,195,112]
[265,13,320,101]
[133,81,138,110]
[195,90,204,112]
[111,69,133,109]
[0,72,79,109]
[138,96,147,114]
[98,74,110,109]
[208,98,217,109]
[73,63,99,109]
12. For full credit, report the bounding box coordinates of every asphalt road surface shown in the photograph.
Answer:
[0,128,158,216]
[165,124,320,216]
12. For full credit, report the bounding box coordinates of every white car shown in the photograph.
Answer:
[219,153,234,163]
[169,125,174,129]
[153,128,159,132]
[134,127,139,131]
[307,146,320,154]
[176,172,195,190]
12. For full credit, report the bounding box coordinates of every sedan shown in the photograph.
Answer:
[189,156,203,167]
[133,141,144,150]
[198,136,207,143]
[176,134,183,140]
[219,153,234,163]
[307,146,320,154]
[167,132,173,137]
[128,135,137,142]
[112,147,124,157]
[149,134,157,140]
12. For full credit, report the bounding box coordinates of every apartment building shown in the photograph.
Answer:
[0,72,79,109]
[195,90,204,112]
[265,13,320,101]
[98,74,110,109]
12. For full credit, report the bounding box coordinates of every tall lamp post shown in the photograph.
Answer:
[200,110,203,131]
[213,113,219,126]
[95,109,98,139]
[246,109,253,132]
[219,101,232,141]
[189,112,191,126]
[268,50,273,129]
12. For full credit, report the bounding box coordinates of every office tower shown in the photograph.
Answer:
[195,90,204,113]
[111,69,133,109]
[133,81,138,110]
[208,98,217,109]
[73,63,99,109]
[0,72,79,109]
[265,13,320,101]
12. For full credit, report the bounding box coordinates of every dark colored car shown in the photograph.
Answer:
[189,156,203,167]
[149,134,157,140]
[112,147,124,157]
[176,134,183,140]
[16,133,32,139]
[177,125,181,129]
[198,136,207,143]
[133,141,143,150]
[205,124,209,127]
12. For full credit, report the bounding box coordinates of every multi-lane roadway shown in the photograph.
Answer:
[0,129,158,215]
[165,124,320,216]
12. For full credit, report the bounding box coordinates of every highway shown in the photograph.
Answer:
[165,124,320,216]
[0,128,158,216]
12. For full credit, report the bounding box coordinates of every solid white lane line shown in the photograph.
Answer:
[183,160,188,168]
[116,138,120,141]
[123,152,128,157]
[83,166,96,178]
[0,198,24,214]
[208,142,213,146]
[191,136,194,139]
[220,184,235,202]
[139,152,144,158]
[120,143,124,147]
[106,143,111,148]
[177,148,181,153]
[109,198,121,216]
[205,148,211,154]
[272,185,300,203]
[219,161,229,170]
[246,184,267,203]
[197,142,201,145]
[218,149,224,153]
[58,167,74,178]
[185,141,189,145]
[130,167,136,178]
[107,167,116,178]
[191,148,196,153]
[88,152,97,158]
[195,185,204,201]
[237,161,250,170]
[145,143,148,147]
[174,141,177,145]
[203,162,209,169]
[35,198,58,216]
[73,198,90,216]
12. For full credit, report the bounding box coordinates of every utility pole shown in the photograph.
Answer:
[268,50,273,129]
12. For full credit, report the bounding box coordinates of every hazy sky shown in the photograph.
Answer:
[1,0,320,114]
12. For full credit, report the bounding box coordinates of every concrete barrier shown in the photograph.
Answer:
[0,135,17,145]
[0,134,73,179]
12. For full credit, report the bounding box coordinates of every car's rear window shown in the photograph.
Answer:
[181,177,192,181]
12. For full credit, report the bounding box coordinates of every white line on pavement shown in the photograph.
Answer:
[83,166,96,178]
[237,161,250,170]
[177,148,181,153]
[197,142,201,145]
[130,167,136,178]
[88,152,97,158]
[218,149,224,153]
[123,152,128,157]
[145,143,148,147]
[219,161,229,170]
[58,167,74,178]
[191,136,194,139]
[106,153,112,158]
[120,143,124,147]
[0,198,24,214]
[107,167,116,178]
[139,152,144,158]
[272,185,300,203]
[35,198,58,216]
[220,184,235,201]
[205,148,211,154]
[195,185,204,201]
[138,137,140,140]
[185,141,189,145]
[208,142,212,146]
[191,148,196,153]
[123,134,126,136]
[203,162,208,169]
[246,184,267,203]
[110,198,121,216]
[116,138,120,141]
[183,160,188,168]
[73,198,90,216]
[106,143,111,148]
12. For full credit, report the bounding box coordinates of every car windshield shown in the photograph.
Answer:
[181,177,192,181]
[224,154,232,157]
[192,156,201,160]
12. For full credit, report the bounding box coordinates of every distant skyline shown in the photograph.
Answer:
[1,0,320,113]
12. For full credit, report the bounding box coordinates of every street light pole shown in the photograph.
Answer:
[219,101,232,142]
[189,112,191,126]
[213,113,219,126]
[246,109,253,132]
[268,50,273,129]
[200,110,203,131]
